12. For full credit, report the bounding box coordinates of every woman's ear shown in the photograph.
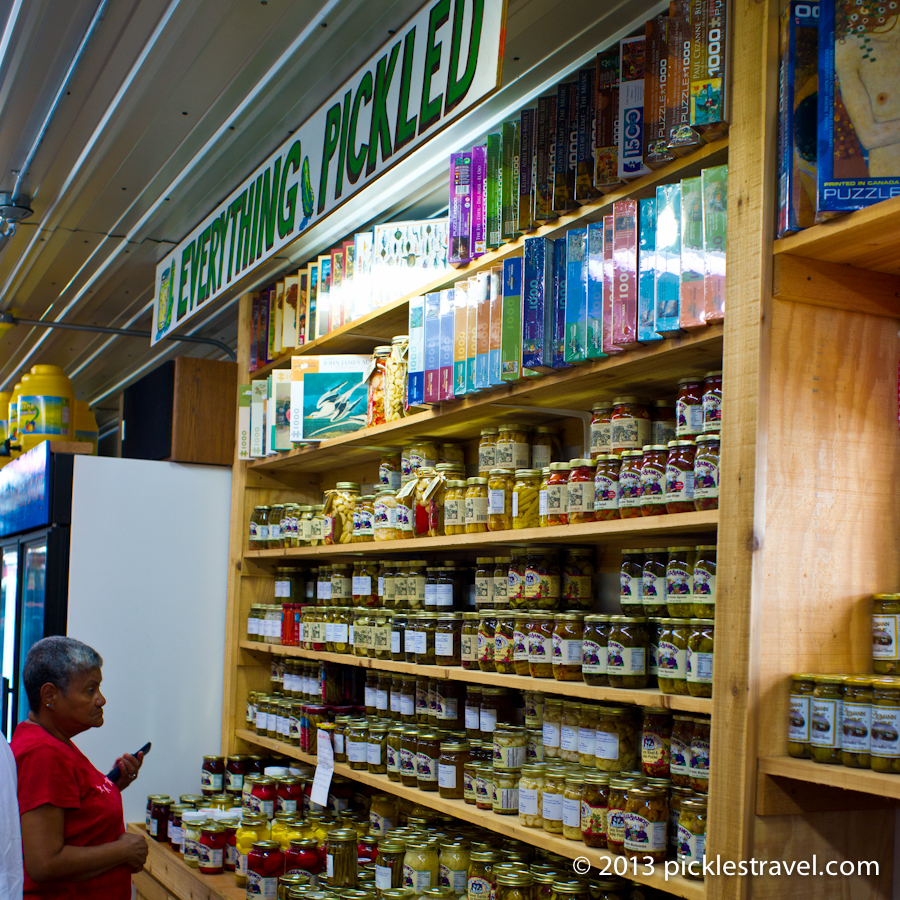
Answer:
[39,682,58,710]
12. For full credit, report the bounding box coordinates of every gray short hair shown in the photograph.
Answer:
[23,636,103,713]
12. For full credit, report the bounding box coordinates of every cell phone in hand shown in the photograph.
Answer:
[106,741,151,782]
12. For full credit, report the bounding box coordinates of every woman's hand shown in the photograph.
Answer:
[116,832,148,872]
[112,750,143,791]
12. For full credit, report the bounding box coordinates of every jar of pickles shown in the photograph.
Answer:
[619,549,644,616]
[562,549,593,610]
[497,424,530,471]
[657,618,690,695]
[687,619,714,697]
[694,435,720,510]
[623,785,668,863]
[677,796,708,879]
[667,547,694,616]
[566,460,596,524]
[488,469,514,531]
[607,616,649,688]
[465,478,489,534]
[582,615,610,686]
[513,470,541,529]
[617,450,643,518]
[642,550,668,616]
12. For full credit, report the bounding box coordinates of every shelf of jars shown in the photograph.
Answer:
[239,641,714,715]
[248,327,724,476]
[251,138,729,385]
[245,510,719,560]
[757,757,900,802]
[232,729,707,900]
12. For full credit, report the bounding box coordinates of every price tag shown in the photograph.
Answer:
[311,729,335,807]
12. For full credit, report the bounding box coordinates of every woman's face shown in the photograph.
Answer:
[54,666,106,734]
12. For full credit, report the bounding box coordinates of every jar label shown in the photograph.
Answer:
[694,457,719,499]
[201,771,223,791]
[401,695,415,717]
[465,705,480,730]
[612,416,649,452]
[475,576,493,604]
[643,570,665,601]
[394,577,408,601]
[692,568,716,604]
[676,399,704,436]
[542,721,560,749]
[403,865,434,891]
[567,481,592,513]
[651,419,677,446]
[539,489,548,517]
[620,572,642,600]
[671,736,691,776]
[494,742,525,768]
[607,639,646,675]
[532,443,552,470]
[409,575,427,605]
[519,786,539,815]
[168,824,182,846]
[461,633,476,662]
[367,741,383,765]
[560,724,578,752]
[677,825,707,867]
[399,747,416,775]
[416,751,437,781]
[582,639,607,674]
[348,740,368,763]
[618,467,642,506]
[480,708,497,733]
[686,649,714,683]
[593,473,618,510]
[279,798,298,813]
[183,837,198,861]
[513,627,528,661]
[494,787,518,812]
[477,629,494,661]
[440,866,468,894]
[274,579,291,598]
[703,389,722,428]
[438,763,457,788]
[788,695,810,743]
[148,818,157,837]
[542,790,563,821]
[562,795,580,827]
[488,488,506,514]
[690,738,711,777]
[581,801,607,838]
[464,768,476,798]
[493,575,508,600]
[352,576,372,596]
[391,630,401,654]
[842,701,872,753]
[596,730,620,761]
[552,636,583,665]
[435,632,454,657]
[479,445,497,470]
[578,725,595,756]
[874,615,900,660]
[247,871,278,899]
[468,876,492,899]
[624,813,667,853]
[435,584,453,607]
[590,421,611,454]
[380,464,402,489]
[667,564,692,596]
[642,731,667,766]
[444,499,463,526]
[437,696,458,719]
[658,640,687,678]
[666,463,695,502]
[387,745,399,771]
[640,463,666,502]
[465,496,488,524]
[871,706,900,758]
[375,865,394,890]
[607,806,626,844]
[546,483,567,513]
[528,631,552,664]
[497,440,529,469]
[317,581,332,601]
[492,633,512,664]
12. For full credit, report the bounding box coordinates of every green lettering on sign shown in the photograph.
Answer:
[318,103,343,214]
[334,91,352,201]
[445,0,484,115]
[394,28,418,152]
[279,140,302,238]
[257,159,283,257]
[347,73,373,186]
[366,43,401,176]
[419,0,450,134]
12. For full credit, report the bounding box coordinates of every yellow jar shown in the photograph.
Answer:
[487,469,514,532]
[235,814,271,886]
[444,480,467,535]
[513,469,541,529]
[538,467,551,527]
[375,490,400,541]
[465,478,489,534]
[478,427,499,474]
[331,482,360,544]
[496,424,530,471]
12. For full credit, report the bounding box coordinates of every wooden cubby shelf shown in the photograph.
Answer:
[234,729,707,900]
[758,757,900,803]
[239,640,714,714]
[245,509,719,559]
[252,138,728,381]
[249,325,724,475]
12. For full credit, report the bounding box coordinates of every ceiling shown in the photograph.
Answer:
[0,0,662,435]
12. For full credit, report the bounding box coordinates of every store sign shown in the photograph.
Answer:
[151,0,506,344]
[0,442,51,538]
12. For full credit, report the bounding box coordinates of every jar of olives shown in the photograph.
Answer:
[666,547,695,616]
[617,450,643,518]
[623,786,668,863]
[541,768,567,834]
[582,615,610,686]
[687,619,714,697]
[788,674,817,759]
[639,445,668,516]
[842,676,874,769]
[488,469,514,531]
[657,618,690,695]
[465,478,489,533]
[566,460,596,524]
[513,470,541,529]
[872,593,900,674]
[694,434,720,510]
[870,678,900,774]
[607,616,649,688]
[593,454,620,520]
[619,549,644,616]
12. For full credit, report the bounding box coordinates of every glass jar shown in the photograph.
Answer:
[666,547,695,616]
[702,370,722,432]
[464,761,479,804]
[409,439,438,475]
[368,723,389,775]
[488,468,514,531]
[375,491,400,542]
[606,777,641,855]
[407,560,427,611]
[541,698,561,760]
[623,786,668,863]
[508,552,528,609]
[592,454,619,521]
[495,870,534,900]
[439,840,471,895]
[201,755,225,795]
[525,551,561,610]
[582,615,610,686]
[610,397,650,454]
[444,480,467,535]
[354,496,376,543]
[475,764,495,811]
[665,441,697,513]
[352,561,378,608]
[648,398,676,447]
[460,612,479,670]
[480,686,513,735]
[639,445,668,516]
[689,717,711,793]
[676,379,704,438]
[566,459,596,524]
[528,613,554,678]
[492,767,520,815]
[465,478,489,534]
[435,613,462,666]
[497,424,530,471]
[617,450,643,518]
[873,593,900,674]
[493,725,527,770]
[379,451,403,490]
[512,612,530,676]
[641,550,667,616]
[687,619,714,697]
[347,722,369,771]
[870,679,900,774]
[513,469,541,529]
[677,796,708,880]
[545,463,570,525]
[385,335,409,422]
[417,730,442,791]
[248,840,285,895]
[198,822,226,874]
[841,676,874,769]
[467,849,502,900]
[657,618,690,695]
[690,545,717,619]
[693,434,720,510]
[267,505,285,550]
[492,557,510,609]
[641,708,673,777]
[395,482,415,539]
[538,467,551,526]
[368,345,391,427]
[561,549,593,610]
[400,728,420,786]
[578,704,599,766]
[249,505,270,549]
[619,549,644,616]
[375,838,407,893]
[579,772,610,848]
[148,797,172,843]
[552,614,585,681]
[477,610,497,672]
[438,740,471,800]
[596,707,639,772]
[517,763,546,829]
[478,427,499,474]
[331,483,361,545]
[559,701,581,763]
[541,768,567,834]
[590,401,614,458]
[607,616,649,688]
[326,829,359,888]
[788,674,817,759]
[474,557,495,609]
[495,612,516,674]
[670,716,695,788]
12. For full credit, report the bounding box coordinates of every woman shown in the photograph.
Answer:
[11,636,148,898]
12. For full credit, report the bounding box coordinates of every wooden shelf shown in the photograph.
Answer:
[758,756,900,802]
[234,729,706,900]
[128,823,243,900]
[251,138,728,383]
[245,509,719,559]
[240,640,714,714]
[250,325,723,474]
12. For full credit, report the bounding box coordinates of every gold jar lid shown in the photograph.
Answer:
[549,462,571,471]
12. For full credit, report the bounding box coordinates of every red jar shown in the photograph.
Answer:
[640,445,668,517]
[200,755,224,795]
[665,441,697,513]
[566,459,596,524]
[281,603,300,646]
[358,834,379,865]
[546,463,570,525]
[225,755,248,795]
[617,450,643,519]
[676,379,703,438]
[248,840,285,895]
[149,798,171,843]
[248,776,276,817]
[198,823,226,875]
[702,371,722,433]
[224,821,239,871]
[593,454,619,521]
[276,776,304,813]
[610,396,650,455]
[285,838,323,881]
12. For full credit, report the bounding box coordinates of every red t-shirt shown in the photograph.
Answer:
[11,720,131,900]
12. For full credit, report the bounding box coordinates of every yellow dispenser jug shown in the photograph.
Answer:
[18,365,75,453]
[74,400,99,455]
[0,391,9,445]
[8,374,32,458]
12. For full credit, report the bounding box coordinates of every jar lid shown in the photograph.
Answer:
[202,755,225,762]
[480,427,499,435]
[667,439,697,447]
[549,462,571,471]
[641,444,669,452]
[667,545,695,552]
[467,477,488,485]
[703,370,722,379]
[499,423,525,431]
[336,482,361,491]
[514,469,543,477]
[591,401,613,410]
[871,678,900,690]
[440,740,470,751]
[695,433,720,443]
[494,556,511,564]
[470,849,504,861]
[584,615,610,623]
[476,557,495,564]
[481,686,510,696]
[327,828,359,841]
[688,618,715,625]
[462,612,479,619]
[447,480,467,488]
[582,772,610,784]
[598,706,631,717]
[677,377,702,386]
[843,676,873,686]
[874,593,900,600]
[555,613,585,621]
[660,617,691,624]
[550,880,590,894]
[790,673,819,681]
[621,450,643,457]
[608,615,648,623]
[681,796,709,812]
[621,548,644,555]
[374,345,392,356]
[437,612,463,619]
[568,458,594,467]
[612,395,644,404]
[696,544,717,551]
[496,873,535,887]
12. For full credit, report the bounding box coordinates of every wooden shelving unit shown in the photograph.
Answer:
[220,2,900,897]
[234,729,706,900]
[239,640,714,714]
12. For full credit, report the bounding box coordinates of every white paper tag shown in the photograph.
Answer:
[311,730,335,806]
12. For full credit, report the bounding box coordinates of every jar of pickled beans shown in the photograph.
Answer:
[513,469,541,529]
[487,469,514,532]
